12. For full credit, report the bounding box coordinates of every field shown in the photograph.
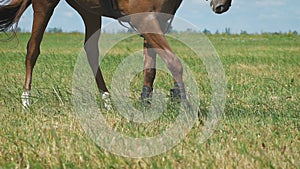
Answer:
[0,32,299,168]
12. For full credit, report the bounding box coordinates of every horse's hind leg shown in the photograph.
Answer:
[22,1,59,107]
[141,17,182,104]
[141,38,156,105]
[67,0,111,108]
[82,16,108,93]
[132,13,186,101]
[67,0,108,94]
[81,14,112,109]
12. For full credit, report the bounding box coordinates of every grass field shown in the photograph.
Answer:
[0,32,299,168]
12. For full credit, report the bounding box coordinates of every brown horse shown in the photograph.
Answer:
[0,0,232,107]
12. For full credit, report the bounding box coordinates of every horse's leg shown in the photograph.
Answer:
[81,14,112,109]
[66,0,111,108]
[21,0,59,107]
[132,14,186,101]
[156,17,183,102]
[83,17,108,92]
[67,1,108,93]
[141,38,156,105]
[141,16,183,104]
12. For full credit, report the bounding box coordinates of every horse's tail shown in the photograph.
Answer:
[0,0,32,32]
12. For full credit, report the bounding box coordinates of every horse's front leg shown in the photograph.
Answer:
[141,38,156,105]
[21,0,59,107]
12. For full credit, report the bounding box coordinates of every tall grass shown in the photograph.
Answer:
[0,33,299,168]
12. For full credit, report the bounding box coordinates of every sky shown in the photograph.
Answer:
[17,0,300,34]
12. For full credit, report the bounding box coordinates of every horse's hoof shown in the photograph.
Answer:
[21,91,30,108]
[170,82,186,103]
[101,92,112,110]
[141,86,153,106]
[170,88,181,103]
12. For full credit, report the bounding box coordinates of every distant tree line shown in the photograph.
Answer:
[47,27,63,33]
[186,28,298,35]
[14,26,299,35]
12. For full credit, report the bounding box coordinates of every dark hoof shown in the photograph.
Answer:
[141,86,153,105]
[170,82,186,103]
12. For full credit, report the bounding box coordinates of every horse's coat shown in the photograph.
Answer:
[0,0,232,107]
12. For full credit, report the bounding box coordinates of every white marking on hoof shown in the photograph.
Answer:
[102,92,112,110]
[21,91,30,108]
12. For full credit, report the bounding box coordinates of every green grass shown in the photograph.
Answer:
[0,33,299,168]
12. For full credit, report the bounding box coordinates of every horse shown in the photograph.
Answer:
[0,0,232,107]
